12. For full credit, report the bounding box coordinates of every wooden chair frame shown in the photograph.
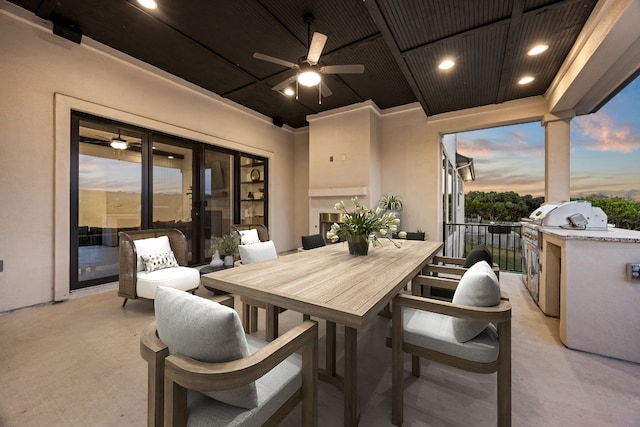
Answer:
[140,319,318,427]
[139,294,235,427]
[390,275,511,426]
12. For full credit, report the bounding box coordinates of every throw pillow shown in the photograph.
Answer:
[451,260,501,342]
[239,228,261,245]
[238,240,278,264]
[155,286,258,409]
[134,236,172,272]
[140,251,178,272]
[462,245,494,268]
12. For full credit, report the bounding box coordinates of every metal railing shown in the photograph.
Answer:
[443,222,522,273]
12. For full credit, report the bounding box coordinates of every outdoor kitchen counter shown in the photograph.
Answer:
[541,226,640,242]
[539,227,640,364]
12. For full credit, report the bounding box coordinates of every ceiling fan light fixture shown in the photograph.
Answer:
[298,70,321,87]
[110,138,128,150]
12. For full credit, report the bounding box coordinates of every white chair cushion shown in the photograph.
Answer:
[137,266,199,299]
[238,240,277,265]
[155,287,259,409]
[134,235,172,272]
[239,228,261,245]
[451,260,501,342]
[387,307,499,364]
[186,334,302,426]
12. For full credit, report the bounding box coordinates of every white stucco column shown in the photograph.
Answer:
[542,111,574,203]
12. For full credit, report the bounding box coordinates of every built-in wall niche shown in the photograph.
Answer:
[239,154,267,226]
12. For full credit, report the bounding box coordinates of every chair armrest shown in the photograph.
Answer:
[140,322,170,427]
[165,320,318,392]
[393,293,511,324]
[140,322,169,361]
[118,232,138,299]
[413,274,460,292]
[433,255,465,266]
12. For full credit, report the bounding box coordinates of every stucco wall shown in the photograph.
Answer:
[0,7,296,311]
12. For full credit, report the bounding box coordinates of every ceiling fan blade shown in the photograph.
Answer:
[253,52,297,69]
[321,81,333,97]
[271,75,298,92]
[319,64,365,74]
[307,32,328,65]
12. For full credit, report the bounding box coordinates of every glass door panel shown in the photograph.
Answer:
[204,149,234,260]
[76,121,142,288]
[151,136,195,263]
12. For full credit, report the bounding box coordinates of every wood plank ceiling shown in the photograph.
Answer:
[10,0,598,128]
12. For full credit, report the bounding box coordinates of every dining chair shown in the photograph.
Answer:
[232,229,290,337]
[301,234,326,250]
[140,286,318,427]
[388,260,511,426]
[420,244,500,300]
[118,229,202,307]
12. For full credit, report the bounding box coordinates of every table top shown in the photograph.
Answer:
[201,239,442,329]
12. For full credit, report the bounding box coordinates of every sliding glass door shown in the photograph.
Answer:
[71,112,268,289]
[73,118,144,288]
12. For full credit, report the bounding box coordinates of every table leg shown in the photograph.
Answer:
[265,304,278,341]
[344,326,359,426]
[326,321,336,376]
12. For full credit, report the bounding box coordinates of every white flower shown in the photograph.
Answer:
[389,225,398,232]
[375,207,382,216]
[335,201,345,210]
[380,229,387,236]
[398,231,407,239]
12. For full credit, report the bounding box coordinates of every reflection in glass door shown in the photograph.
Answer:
[74,120,143,289]
[151,136,195,263]
[203,149,234,260]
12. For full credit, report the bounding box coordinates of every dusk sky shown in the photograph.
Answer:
[457,75,640,201]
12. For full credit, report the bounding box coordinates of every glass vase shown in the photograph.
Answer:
[347,233,370,256]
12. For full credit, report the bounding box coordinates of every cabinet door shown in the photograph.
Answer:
[237,154,267,227]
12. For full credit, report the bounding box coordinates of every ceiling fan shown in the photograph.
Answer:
[253,14,364,101]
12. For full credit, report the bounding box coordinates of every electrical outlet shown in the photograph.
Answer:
[627,263,640,281]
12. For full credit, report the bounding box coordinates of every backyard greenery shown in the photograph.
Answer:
[465,191,640,231]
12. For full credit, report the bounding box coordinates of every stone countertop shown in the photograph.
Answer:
[541,227,640,243]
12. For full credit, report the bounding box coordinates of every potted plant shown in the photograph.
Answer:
[212,234,239,267]
[379,194,403,227]
[326,197,401,255]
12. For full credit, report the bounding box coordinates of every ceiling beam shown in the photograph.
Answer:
[363,0,433,115]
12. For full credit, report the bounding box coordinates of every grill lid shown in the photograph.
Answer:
[529,201,608,229]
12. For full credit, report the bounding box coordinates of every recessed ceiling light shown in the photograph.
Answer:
[518,76,535,85]
[527,44,549,56]
[283,87,295,96]
[438,59,455,70]
[137,0,157,9]
[167,155,174,159]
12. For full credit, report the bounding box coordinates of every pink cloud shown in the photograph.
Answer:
[573,114,640,153]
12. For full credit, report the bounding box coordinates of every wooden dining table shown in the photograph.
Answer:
[201,239,443,426]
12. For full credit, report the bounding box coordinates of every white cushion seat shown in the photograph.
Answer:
[186,334,302,427]
[387,308,499,364]
[136,266,200,300]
